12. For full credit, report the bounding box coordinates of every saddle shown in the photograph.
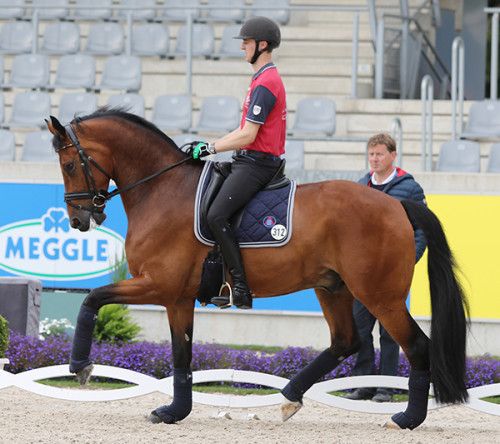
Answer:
[199,158,290,232]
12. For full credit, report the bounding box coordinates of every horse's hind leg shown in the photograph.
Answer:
[281,286,361,421]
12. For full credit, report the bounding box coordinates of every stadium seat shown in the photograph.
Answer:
[288,97,336,136]
[152,94,192,132]
[0,129,15,161]
[191,96,240,133]
[0,0,25,20]
[283,140,305,169]
[72,0,113,21]
[461,100,500,139]
[0,21,33,55]
[40,21,80,55]
[131,23,169,58]
[1,54,50,90]
[107,93,145,117]
[3,91,51,129]
[49,54,96,91]
[435,140,481,173]
[203,0,245,23]
[21,130,58,162]
[250,0,290,25]
[114,0,156,21]
[94,55,142,92]
[485,143,500,173]
[212,25,242,59]
[31,0,69,20]
[84,22,124,56]
[58,92,98,124]
[158,0,201,22]
[169,24,215,58]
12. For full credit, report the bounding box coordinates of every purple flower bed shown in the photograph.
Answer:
[4,332,499,390]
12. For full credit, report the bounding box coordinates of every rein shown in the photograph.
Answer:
[56,123,191,213]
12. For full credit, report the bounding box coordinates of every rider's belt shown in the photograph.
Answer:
[237,149,280,160]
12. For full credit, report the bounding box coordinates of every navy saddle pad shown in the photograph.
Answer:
[194,161,296,248]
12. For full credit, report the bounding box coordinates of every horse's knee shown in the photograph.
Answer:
[406,333,430,370]
[330,336,361,360]
[82,289,104,310]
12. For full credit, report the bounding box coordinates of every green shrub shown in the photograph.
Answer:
[93,304,141,343]
[0,314,9,358]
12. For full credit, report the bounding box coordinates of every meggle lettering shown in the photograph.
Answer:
[5,236,109,262]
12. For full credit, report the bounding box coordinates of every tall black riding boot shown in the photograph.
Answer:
[209,217,253,309]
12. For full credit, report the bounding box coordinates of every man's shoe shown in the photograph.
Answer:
[210,285,253,309]
[372,392,393,403]
[344,388,374,400]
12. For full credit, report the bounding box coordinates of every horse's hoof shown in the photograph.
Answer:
[146,411,164,424]
[383,418,402,430]
[281,400,303,422]
[75,364,94,386]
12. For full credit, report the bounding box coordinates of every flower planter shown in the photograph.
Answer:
[0,358,9,370]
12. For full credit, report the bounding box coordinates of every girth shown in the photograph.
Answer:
[200,158,290,231]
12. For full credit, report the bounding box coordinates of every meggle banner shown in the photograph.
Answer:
[0,183,126,289]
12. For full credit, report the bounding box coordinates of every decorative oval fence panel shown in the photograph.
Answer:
[1,366,499,416]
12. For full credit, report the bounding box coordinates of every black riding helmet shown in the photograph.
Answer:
[234,16,281,64]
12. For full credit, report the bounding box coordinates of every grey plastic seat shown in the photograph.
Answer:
[72,0,113,21]
[0,0,25,19]
[58,92,98,124]
[288,97,336,136]
[84,22,124,56]
[131,23,169,58]
[4,91,51,129]
[250,0,290,25]
[435,140,481,173]
[0,129,15,161]
[94,55,142,92]
[50,54,96,91]
[107,93,145,117]
[486,143,500,173]
[0,21,33,55]
[461,100,500,139]
[283,140,305,169]
[192,96,240,133]
[0,92,5,124]
[169,24,214,58]
[21,130,58,162]
[1,54,50,90]
[40,21,80,55]
[152,94,192,132]
[212,25,242,59]
[32,0,69,20]
[114,0,156,21]
[203,0,245,23]
[171,133,206,150]
[158,0,201,22]
[0,56,4,85]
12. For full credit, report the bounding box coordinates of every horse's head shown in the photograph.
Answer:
[47,115,112,232]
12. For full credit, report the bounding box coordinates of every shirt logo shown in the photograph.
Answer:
[253,105,262,115]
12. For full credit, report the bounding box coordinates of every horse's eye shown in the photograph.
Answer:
[65,162,75,173]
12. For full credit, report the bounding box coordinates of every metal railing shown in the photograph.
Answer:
[451,36,465,141]
[485,7,500,99]
[421,75,434,172]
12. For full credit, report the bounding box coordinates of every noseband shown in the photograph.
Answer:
[55,123,191,213]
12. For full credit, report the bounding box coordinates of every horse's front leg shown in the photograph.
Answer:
[69,276,161,384]
[147,300,195,424]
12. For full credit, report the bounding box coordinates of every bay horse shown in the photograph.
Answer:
[46,109,469,430]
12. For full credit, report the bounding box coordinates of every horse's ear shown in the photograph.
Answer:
[46,115,66,137]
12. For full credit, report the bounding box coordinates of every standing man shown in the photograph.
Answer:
[346,133,427,402]
[191,16,287,310]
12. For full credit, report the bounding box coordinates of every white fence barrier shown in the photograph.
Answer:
[1,365,499,416]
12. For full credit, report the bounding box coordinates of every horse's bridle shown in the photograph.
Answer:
[55,123,191,213]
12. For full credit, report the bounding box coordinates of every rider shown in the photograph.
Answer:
[192,16,287,309]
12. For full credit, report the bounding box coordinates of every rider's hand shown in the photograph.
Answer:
[192,142,215,159]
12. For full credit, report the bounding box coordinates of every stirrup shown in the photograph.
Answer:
[212,282,233,309]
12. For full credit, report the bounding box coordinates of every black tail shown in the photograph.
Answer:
[400,199,470,404]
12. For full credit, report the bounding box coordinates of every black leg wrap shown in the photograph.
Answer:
[69,305,98,374]
[281,349,341,403]
[391,369,431,430]
[152,368,193,424]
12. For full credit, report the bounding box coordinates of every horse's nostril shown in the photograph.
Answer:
[71,218,81,228]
